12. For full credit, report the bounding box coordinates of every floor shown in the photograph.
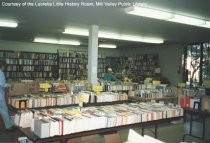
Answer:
[0,117,210,143]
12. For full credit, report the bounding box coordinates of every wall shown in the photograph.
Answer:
[120,44,185,86]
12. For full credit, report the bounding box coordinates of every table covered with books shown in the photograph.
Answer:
[13,102,183,143]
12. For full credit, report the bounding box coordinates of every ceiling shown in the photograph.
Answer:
[0,0,210,48]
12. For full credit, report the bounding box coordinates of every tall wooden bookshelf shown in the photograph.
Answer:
[58,50,88,80]
[0,50,58,80]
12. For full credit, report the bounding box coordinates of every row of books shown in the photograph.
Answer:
[59,63,87,69]
[78,91,128,103]
[135,66,155,70]
[177,88,205,97]
[19,59,57,65]
[135,61,156,66]
[1,52,57,59]
[59,58,87,63]
[134,89,163,99]
[19,53,57,60]
[8,94,79,109]
[7,66,56,72]
[6,72,56,78]
[59,70,87,76]
[58,52,87,58]
[97,92,128,102]
[13,102,183,138]
[98,68,106,73]
[98,64,106,69]
[99,82,166,92]
[135,71,153,76]
[8,91,128,109]
[0,51,20,58]
[98,58,106,63]
[7,59,58,65]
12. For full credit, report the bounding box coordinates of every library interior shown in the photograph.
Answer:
[0,0,210,143]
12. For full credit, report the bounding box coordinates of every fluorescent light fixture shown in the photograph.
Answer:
[58,40,80,45]
[125,6,173,20]
[34,37,57,44]
[99,32,121,39]
[201,21,210,28]
[99,44,117,48]
[125,6,210,28]
[63,28,88,36]
[141,38,164,43]
[169,14,205,26]
[121,35,143,42]
[34,37,80,46]
[0,20,18,28]
[63,27,164,44]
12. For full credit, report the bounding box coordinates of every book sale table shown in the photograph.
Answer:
[17,117,182,143]
[12,102,183,143]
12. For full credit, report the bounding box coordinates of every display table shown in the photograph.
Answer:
[17,117,182,143]
[182,107,210,143]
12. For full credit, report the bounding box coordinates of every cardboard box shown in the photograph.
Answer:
[66,138,81,143]
[81,135,100,141]
[27,82,39,94]
[104,133,121,143]
[8,82,27,96]
[8,82,39,96]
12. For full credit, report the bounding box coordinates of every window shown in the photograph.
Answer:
[184,43,210,85]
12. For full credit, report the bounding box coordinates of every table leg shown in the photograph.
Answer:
[142,124,145,136]
[183,110,186,122]
[202,116,206,139]
[155,123,158,138]
[190,112,193,134]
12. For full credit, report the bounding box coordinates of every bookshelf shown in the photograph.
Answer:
[58,50,88,80]
[98,58,106,78]
[134,54,158,81]
[105,54,158,82]
[0,50,58,80]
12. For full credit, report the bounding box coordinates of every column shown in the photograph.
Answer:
[88,25,99,86]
